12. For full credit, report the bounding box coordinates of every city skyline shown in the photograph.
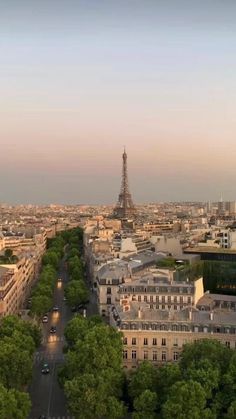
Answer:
[1,1,236,204]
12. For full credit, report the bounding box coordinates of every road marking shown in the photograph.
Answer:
[47,361,56,417]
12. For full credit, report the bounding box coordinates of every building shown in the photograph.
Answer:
[110,302,236,368]
[118,270,204,311]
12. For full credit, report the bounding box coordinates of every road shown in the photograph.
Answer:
[28,260,98,419]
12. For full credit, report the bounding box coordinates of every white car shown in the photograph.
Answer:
[42,315,48,323]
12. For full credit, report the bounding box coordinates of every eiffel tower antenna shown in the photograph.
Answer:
[113,148,136,219]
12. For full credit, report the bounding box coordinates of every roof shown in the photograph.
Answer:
[114,302,236,325]
[97,260,130,280]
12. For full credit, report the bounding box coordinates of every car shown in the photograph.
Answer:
[42,315,48,323]
[52,306,59,312]
[50,326,56,334]
[41,363,50,374]
[58,278,62,282]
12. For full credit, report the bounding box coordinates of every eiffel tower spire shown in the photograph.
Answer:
[113,148,136,219]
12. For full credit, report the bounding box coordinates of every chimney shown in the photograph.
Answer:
[209,311,213,321]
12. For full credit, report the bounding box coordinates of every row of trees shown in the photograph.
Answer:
[64,230,89,309]
[0,315,41,418]
[30,234,66,317]
[127,339,236,419]
[59,315,126,419]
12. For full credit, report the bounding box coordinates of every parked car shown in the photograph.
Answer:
[50,326,56,334]
[52,306,59,312]
[42,315,48,323]
[41,363,50,374]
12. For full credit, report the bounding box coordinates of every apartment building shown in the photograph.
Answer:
[118,270,204,311]
[96,260,131,315]
[110,302,236,368]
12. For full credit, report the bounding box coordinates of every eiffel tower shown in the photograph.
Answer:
[113,148,136,219]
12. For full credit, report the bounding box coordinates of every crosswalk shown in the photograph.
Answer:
[47,416,74,419]
[34,351,65,363]
[42,336,65,344]
[31,416,74,419]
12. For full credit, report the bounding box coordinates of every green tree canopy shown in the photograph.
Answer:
[0,384,31,419]
[65,373,125,419]
[64,280,89,308]
[0,342,32,389]
[162,380,208,419]
[132,389,158,419]
[128,361,158,401]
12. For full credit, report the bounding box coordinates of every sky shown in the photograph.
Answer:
[0,0,236,204]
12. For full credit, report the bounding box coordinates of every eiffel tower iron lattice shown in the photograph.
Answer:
[113,148,136,219]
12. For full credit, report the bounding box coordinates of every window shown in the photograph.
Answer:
[138,295,141,302]
[162,338,166,346]
[150,296,153,302]
[174,305,177,310]
[174,296,177,303]
[168,296,171,303]
[107,287,111,294]
[123,337,127,345]
[144,350,148,360]
[132,338,136,345]
[156,296,159,303]
[173,338,178,347]
[107,297,111,305]
[153,338,157,346]
[162,351,166,361]
[162,305,165,310]
[173,352,179,361]
[188,297,191,304]
[144,338,148,345]
[123,350,128,359]
[225,341,230,348]
[144,295,147,302]
[153,351,157,361]
[203,326,208,333]
[162,296,165,302]
[132,350,137,359]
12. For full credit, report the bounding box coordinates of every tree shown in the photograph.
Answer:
[65,373,125,419]
[0,342,32,389]
[162,380,208,419]
[0,315,41,348]
[156,363,181,407]
[128,361,158,401]
[179,339,232,375]
[132,390,158,419]
[64,280,89,308]
[42,250,59,268]
[225,401,236,419]
[0,384,31,419]
[30,294,52,317]
[184,359,220,399]
[64,315,89,347]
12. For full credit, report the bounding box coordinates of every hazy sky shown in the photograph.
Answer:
[1,0,236,204]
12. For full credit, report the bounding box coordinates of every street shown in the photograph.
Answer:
[28,260,98,419]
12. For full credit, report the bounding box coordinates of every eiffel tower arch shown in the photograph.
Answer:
[113,148,136,219]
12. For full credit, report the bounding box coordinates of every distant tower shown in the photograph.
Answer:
[113,148,136,219]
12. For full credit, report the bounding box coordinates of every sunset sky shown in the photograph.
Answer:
[1,0,236,204]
